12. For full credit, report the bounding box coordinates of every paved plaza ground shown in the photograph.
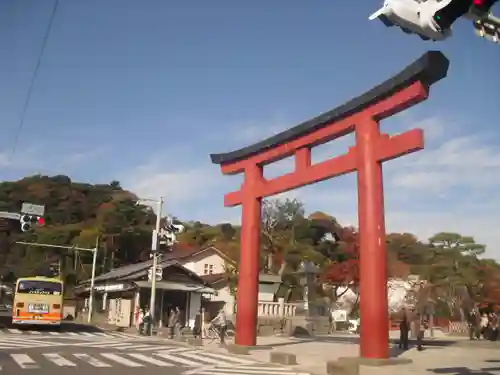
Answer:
[199,333,500,375]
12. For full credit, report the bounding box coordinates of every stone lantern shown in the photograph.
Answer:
[297,261,320,315]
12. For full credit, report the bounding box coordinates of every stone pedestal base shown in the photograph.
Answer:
[285,315,329,337]
[226,344,252,355]
[326,357,412,375]
[342,357,413,366]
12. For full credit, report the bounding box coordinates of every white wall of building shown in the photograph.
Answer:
[180,250,235,314]
[181,249,285,316]
[182,252,226,276]
[258,283,278,302]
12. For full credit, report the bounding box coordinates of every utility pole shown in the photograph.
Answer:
[136,196,163,325]
[88,236,99,323]
[150,198,163,322]
[58,257,63,279]
[16,240,98,323]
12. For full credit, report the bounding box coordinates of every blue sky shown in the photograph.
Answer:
[1,1,499,258]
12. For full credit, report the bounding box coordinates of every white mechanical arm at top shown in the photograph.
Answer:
[369,0,499,43]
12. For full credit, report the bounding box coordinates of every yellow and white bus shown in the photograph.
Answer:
[12,276,64,326]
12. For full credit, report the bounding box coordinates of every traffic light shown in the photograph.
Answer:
[470,0,499,16]
[19,215,44,232]
[151,219,185,252]
[369,0,455,41]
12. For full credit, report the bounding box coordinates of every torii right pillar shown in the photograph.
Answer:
[210,51,450,360]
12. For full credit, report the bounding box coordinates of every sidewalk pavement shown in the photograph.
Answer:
[199,334,499,375]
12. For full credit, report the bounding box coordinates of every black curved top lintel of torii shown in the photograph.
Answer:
[210,51,449,166]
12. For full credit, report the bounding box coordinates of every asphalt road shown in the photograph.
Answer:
[0,309,310,375]
[0,330,310,375]
[0,309,105,333]
[1,346,188,374]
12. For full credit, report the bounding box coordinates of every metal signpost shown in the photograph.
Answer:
[16,240,99,323]
[0,212,21,220]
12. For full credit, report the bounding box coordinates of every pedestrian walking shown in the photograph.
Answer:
[399,309,410,350]
[168,307,179,339]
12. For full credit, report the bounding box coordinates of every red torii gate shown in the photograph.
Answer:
[210,51,449,359]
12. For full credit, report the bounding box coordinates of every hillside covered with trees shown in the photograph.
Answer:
[0,174,499,317]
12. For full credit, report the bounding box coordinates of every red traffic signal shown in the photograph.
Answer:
[37,217,45,226]
[472,0,498,11]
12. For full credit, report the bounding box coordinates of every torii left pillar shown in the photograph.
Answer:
[210,52,449,355]
[236,163,264,346]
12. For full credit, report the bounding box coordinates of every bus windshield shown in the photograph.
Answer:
[16,280,62,296]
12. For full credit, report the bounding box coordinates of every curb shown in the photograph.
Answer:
[182,340,323,375]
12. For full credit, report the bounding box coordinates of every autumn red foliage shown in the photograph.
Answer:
[479,265,500,305]
[322,226,360,285]
[389,260,411,279]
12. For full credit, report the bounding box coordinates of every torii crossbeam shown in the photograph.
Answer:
[210,51,449,359]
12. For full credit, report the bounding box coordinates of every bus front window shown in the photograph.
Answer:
[17,281,62,296]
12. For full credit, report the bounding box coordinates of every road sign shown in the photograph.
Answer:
[147,266,162,281]
[0,211,21,220]
[21,203,45,216]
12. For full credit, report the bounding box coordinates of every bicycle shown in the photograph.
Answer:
[204,324,234,343]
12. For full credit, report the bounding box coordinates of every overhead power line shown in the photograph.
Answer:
[10,0,60,156]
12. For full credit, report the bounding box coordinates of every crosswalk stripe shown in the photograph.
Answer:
[0,340,32,347]
[195,372,304,375]
[198,351,258,365]
[27,330,41,334]
[72,341,126,347]
[66,332,79,336]
[109,344,140,350]
[209,369,308,374]
[73,353,112,367]
[11,354,39,369]
[182,365,305,375]
[101,353,144,367]
[128,353,174,366]
[232,364,309,375]
[79,332,95,337]
[155,352,201,366]
[93,332,111,337]
[112,333,136,339]
[48,331,60,335]
[7,329,22,334]
[98,341,133,348]
[177,351,230,365]
[157,347,194,353]
[43,353,77,367]
[0,338,60,347]
[125,344,158,350]
[134,345,174,351]
[2,337,57,344]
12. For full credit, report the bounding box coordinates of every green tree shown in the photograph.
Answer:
[261,198,311,276]
[421,233,487,318]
